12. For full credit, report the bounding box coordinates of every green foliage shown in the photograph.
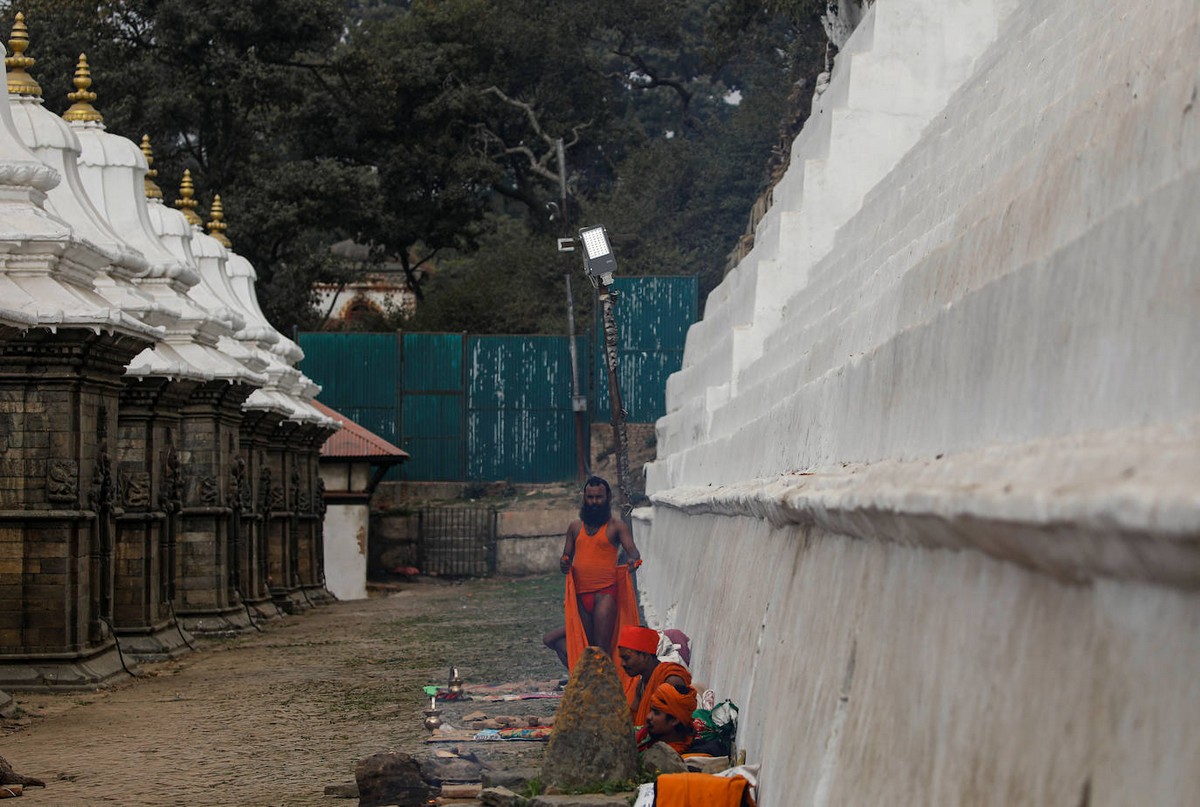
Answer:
[1,0,828,333]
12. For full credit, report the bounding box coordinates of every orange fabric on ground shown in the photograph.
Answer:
[563,562,638,691]
[570,524,619,593]
[624,660,691,726]
[654,773,752,807]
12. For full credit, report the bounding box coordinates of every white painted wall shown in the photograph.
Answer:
[323,504,368,601]
[640,0,1200,803]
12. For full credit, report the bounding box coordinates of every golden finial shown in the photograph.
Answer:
[174,169,202,226]
[140,135,163,200]
[206,194,232,247]
[62,52,103,123]
[6,13,42,97]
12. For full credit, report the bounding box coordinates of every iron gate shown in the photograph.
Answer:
[417,506,497,578]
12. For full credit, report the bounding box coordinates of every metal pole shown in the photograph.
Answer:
[565,274,588,480]
[598,281,632,518]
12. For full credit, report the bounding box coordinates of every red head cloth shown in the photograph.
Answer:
[650,682,698,727]
[618,625,660,655]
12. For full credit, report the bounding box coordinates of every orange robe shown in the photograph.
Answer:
[563,523,639,691]
[654,773,753,807]
[624,661,691,726]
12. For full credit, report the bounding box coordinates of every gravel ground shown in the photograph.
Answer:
[0,574,568,806]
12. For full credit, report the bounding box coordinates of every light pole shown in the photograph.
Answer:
[577,224,632,519]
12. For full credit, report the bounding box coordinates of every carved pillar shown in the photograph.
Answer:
[298,423,337,604]
[266,418,308,612]
[173,380,253,633]
[0,329,153,690]
[111,377,197,659]
[238,408,284,619]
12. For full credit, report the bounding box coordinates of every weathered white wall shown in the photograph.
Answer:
[640,0,1200,803]
[323,504,368,601]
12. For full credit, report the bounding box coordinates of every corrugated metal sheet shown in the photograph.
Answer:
[400,333,466,481]
[593,275,698,422]
[403,332,463,391]
[298,277,697,482]
[298,332,398,407]
[467,335,576,482]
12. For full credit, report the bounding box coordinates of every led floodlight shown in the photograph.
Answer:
[578,224,617,284]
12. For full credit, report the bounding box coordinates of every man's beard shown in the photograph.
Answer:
[579,502,610,529]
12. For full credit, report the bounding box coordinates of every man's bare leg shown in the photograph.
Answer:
[592,593,618,655]
[542,626,568,668]
[577,597,597,647]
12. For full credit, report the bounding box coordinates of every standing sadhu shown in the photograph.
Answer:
[542,476,641,677]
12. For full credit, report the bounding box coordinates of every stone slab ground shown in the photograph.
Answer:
[0,574,569,806]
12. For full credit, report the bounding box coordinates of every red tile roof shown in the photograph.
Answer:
[311,400,409,461]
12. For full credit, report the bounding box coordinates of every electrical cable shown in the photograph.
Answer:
[97,614,133,677]
[166,600,197,652]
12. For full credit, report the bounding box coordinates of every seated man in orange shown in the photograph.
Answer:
[618,624,691,726]
[637,682,699,754]
[543,477,641,674]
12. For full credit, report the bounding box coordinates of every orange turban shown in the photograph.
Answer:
[618,625,659,655]
[649,682,697,728]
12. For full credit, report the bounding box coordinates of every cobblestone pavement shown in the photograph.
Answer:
[0,574,567,806]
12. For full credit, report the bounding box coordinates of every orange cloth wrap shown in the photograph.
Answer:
[570,523,618,593]
[624,660,691,726]
[649,681,697,728]
[563,556,639,691]
[617,625,659,655]
[654,773,752,807]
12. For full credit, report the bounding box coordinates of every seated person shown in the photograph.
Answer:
[637,682,699,754]
[618,625,691,726]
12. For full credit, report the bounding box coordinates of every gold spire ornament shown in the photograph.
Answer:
[62,53,103,123]
[6,13,42,97]
[206,194,232,248]
[174,169,202,226]
[140,135,163,200]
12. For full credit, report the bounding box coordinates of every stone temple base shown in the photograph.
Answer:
[0,643,134,691]
[302,585,337,606]
[274,589,316,615]
[0,689,16,718]
[176,605,256,636]
[115,622,196,663]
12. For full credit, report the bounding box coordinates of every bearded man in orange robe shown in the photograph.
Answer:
[542,477,641,681]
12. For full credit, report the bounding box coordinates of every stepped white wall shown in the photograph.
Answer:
[638,0,1200,803]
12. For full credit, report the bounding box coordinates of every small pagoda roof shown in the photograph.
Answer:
[312,400,409,462]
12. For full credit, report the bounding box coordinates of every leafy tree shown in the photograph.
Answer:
[3,0,831,333]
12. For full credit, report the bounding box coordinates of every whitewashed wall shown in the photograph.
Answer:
[323,505,368,601]
[640,0,1200,803]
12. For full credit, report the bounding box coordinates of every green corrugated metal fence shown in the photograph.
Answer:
[298,275,697,483]
[593,276,698,422]
[297,331,399,443]
[468,335,577,483]
[400,333,467,481]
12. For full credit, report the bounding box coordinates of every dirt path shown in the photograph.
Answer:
[0,575,567,806]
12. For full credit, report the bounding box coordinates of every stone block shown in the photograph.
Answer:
[354,751,433,807]
[418,754,484,786]
[541,646,636,790]
[638,742,687,778]
[527,795,635,807]
[480,769,539,791]
[479,785,522,807]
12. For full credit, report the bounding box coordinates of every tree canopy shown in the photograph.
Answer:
[4,0,830,334]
